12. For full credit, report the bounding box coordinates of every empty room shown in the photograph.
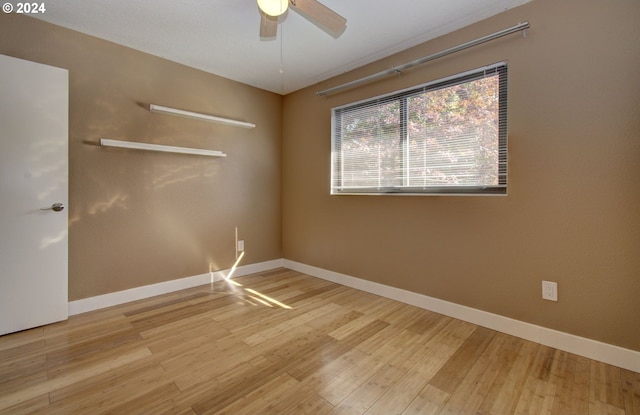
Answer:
[0,0,639,413]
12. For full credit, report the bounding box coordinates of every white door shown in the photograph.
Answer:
[0,54,69,335]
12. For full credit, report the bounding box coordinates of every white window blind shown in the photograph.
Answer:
[331,63,508,195]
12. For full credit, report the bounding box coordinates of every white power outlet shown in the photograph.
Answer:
[237,240,244,252]
[542,281,558,302]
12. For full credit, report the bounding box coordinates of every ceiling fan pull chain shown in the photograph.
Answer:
[280,17,285,74]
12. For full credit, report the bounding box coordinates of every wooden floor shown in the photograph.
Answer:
[1,268,639,415]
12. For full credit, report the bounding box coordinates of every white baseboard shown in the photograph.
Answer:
[68,259,284,316]
[67,257,639,373]
[283,259,640,373]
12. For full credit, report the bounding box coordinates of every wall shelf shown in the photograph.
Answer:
[149,104,256,129]
[100,139,226,157]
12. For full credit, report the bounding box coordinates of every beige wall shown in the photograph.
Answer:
[0,14,282,301]
[282,0,640,351]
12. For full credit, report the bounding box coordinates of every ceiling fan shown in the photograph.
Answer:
[258,0,347,38]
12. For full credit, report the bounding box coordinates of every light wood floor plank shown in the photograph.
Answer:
[208,373,299,415]
[0,327,46,352]
[328,363,405,415]
[477,338,538,415]
[364,320,465,415]
[591,360,627,414]
[316,320,412,406]
[622,369,640,414]
[0,346,152,412]
[363,362,431,415]
[402,384,450,415]
[48,359,164,404]
[514,376,557,415]
[0,393,49,415]
[439,332,516,415]
[265,385,334,415]
[0,268,637,415]
[428,326,496,394]
[549,351,591,414]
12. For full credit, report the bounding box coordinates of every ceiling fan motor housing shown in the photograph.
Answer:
[257,0,289,17]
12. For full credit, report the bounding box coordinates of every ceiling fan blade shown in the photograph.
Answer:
[260,11,278,38]
[290,0,347,36]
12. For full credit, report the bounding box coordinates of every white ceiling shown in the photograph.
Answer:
[34,0,531,95]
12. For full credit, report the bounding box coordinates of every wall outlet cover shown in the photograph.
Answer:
[542,280,558,302]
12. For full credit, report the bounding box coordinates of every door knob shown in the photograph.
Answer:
[42,202,65,212]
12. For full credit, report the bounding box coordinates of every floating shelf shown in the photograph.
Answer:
[100,139,226,157]
[149,104,256,129]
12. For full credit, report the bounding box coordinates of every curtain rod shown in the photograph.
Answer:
[316,21,530,96]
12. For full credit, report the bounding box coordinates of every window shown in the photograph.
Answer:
[331,63,508,195]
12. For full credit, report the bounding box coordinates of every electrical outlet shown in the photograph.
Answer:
[542,281,558,302]
[237,240,244,252]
